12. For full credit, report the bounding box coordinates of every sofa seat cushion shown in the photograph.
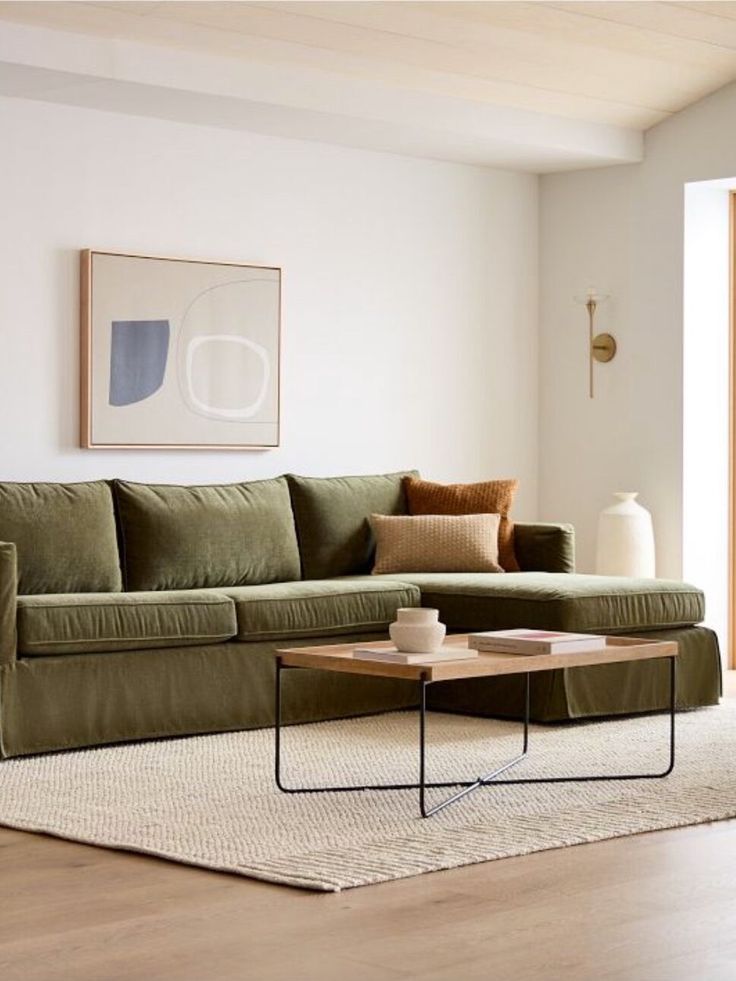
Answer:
[210,579,421,642]
[366,573,704,633]
[17,590,237,656]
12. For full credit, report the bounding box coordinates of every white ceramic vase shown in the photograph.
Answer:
[595,492,655,578]
[389,608,446,654]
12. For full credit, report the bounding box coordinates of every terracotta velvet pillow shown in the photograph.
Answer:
[370,513,503,575]
[403,476,520,571]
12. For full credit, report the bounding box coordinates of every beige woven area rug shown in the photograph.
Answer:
[1,706,735,892]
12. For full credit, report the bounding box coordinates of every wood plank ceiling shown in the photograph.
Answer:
[1,1,736,130]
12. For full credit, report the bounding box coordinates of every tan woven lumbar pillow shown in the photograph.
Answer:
[369,513,503,575]
[403,476,520,572]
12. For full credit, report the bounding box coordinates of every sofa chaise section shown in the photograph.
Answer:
[368,571,720,720]
[369,572,704,634]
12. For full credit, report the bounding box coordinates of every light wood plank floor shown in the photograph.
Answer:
[2,675,735,981]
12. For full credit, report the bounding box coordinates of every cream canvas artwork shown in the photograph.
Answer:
[81,251,281,448]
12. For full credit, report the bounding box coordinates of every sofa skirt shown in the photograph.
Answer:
[0,634,416,758]
[427,626,722,722]
[0,625,722,758]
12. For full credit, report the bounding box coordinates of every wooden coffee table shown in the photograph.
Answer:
[274,634,677,818]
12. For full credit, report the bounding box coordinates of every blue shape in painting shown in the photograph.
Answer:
[109,320,170,406]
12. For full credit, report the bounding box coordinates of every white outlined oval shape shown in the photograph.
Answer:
[185,335,271,420]
[177,277,279,424]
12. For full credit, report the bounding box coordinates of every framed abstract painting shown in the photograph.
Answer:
[80,250,281,449]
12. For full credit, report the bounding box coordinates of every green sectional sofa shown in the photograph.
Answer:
[0,472,722,758]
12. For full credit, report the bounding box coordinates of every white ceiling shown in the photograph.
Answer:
[1,1,735,171]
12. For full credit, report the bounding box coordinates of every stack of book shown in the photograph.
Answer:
[468,629,608,656]
[353,646,479,665]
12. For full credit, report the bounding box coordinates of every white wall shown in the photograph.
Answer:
[683,181,731,657]
[540,81,736,654]
[0,95,539,515]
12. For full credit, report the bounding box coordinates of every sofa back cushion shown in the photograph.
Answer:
[0,481,122,594]
[114,478,301,590]
[286,471,417,580]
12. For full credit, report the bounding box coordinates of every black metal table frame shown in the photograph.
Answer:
[274,655,677,818]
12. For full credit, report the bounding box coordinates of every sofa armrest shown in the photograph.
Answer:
[0,542,17,664]
[514,523,575,574]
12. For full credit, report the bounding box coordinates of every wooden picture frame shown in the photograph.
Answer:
[80,250,281,449]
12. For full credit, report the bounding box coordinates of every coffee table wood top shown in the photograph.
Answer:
[276,634,678,682]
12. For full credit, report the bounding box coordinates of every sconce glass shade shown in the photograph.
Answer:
[595,492,655,578]
[573,289,610,307]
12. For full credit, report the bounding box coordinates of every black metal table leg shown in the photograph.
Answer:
[274,664,523,800]
[419,671,531,818]
[667,653,676,774]
[419,673,428,818]
[274,658,676,817]
[274,655,284,792]
[486,655,677,788]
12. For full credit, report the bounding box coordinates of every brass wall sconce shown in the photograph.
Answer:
[574,289,616,398]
